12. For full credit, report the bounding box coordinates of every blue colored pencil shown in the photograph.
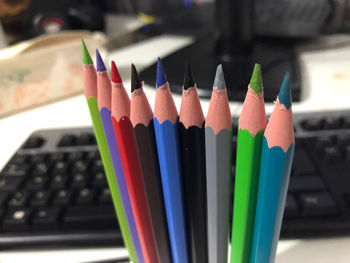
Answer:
[95,50,144,263]
[153,58,189,263]
[250,73,295,263]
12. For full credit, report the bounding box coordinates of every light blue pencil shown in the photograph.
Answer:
[251,73,295,263]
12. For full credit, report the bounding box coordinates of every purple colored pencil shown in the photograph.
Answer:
[96,50,144,262]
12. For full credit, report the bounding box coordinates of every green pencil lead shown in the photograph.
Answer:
[82,40,93,65]
[250,64,263,95]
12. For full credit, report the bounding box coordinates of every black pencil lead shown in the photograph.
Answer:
[131,63,142,92]
[183,58,195,90]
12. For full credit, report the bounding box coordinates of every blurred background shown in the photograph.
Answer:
[3,0,350,116]
[1,0,350,262]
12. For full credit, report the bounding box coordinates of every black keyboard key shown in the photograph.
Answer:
[92,172,107,188]
[49,152,66,163]
[50,174,68,190]
[8,191,30,207]
[52,190,72,206]
[315,136,336,152]
[3,208,31,231]
[2,163,29,177]
[288,176,326,192]
[52,161,69,175]
[91,159,104,173]
[10,154,29,165]
[284,195,299,219]
[99,187,112,204]
[342,116,350,128]
[71,160,89,174]
[57,134,76,147]
[26,175,48,190]
[299,192,338,217]
[302,118,323,131]
[63,206,116,229]
[86,150,100,161]
[323,116,341,130]
[31,162,49,176]
[0,193,8,206]
[292,147,316,176]
[75,188,95,205]
[323,146,343,162]
[0,177,22,192]
[76,133,96,146]
[23,137,45,149]
[30,153,48,164]
[32,207,61,230]
[67,151,85,162]
[31,191,50,206]
[71,173,88,189]
[336,135,350,156]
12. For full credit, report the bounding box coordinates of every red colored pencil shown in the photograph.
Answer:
[110,60,159,263]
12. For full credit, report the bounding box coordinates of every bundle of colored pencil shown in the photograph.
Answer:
[81,40,294,263]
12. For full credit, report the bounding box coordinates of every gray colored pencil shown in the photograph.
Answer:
[205,65,233,263]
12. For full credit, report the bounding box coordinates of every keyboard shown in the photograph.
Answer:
[1,110,350,249]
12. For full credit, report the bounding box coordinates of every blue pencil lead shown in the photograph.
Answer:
[278,72,291,110]
[157,57,168,88]
[96,49,106,72]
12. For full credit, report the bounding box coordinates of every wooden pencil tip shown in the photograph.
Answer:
[111,60,122,83]
[156,57,168,88]
[96,49,106,72]
[213,64,226,90]
[278,72,292,109]
[131,64,142,92]
[82,40,93,65]
[183,58,195,90]
[250,63,263,95]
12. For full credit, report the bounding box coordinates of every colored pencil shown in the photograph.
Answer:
[178,59,207,263]
[111,60,159,263]
[81,41,137,263]
[205,65,232,263]
[231,64,267,263]
[153,58,189,263]
[251,73,295,263]
[95,51,144,263]
[130,64,172,263]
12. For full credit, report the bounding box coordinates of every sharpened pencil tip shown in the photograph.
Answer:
[156,57,167,88]
[82,40,93,65]
[111,61,122,83]
[131,64,142,92]
[96,49,106,72]
[278,72,292,109]
[183,58,195,90]
[250,63,263,95]
[213,64,226,90]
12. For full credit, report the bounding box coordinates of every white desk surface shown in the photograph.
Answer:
[1,34,350,262]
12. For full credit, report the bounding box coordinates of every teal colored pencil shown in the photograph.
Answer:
[250,73,295,263]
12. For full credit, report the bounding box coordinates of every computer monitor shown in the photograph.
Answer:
[139,0,346,102]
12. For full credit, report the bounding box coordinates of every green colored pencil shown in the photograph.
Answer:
[231,64,267,263]
[82,41,137,262]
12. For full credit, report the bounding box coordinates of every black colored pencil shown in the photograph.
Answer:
[178,59,208,263]
[130,64,172,263]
